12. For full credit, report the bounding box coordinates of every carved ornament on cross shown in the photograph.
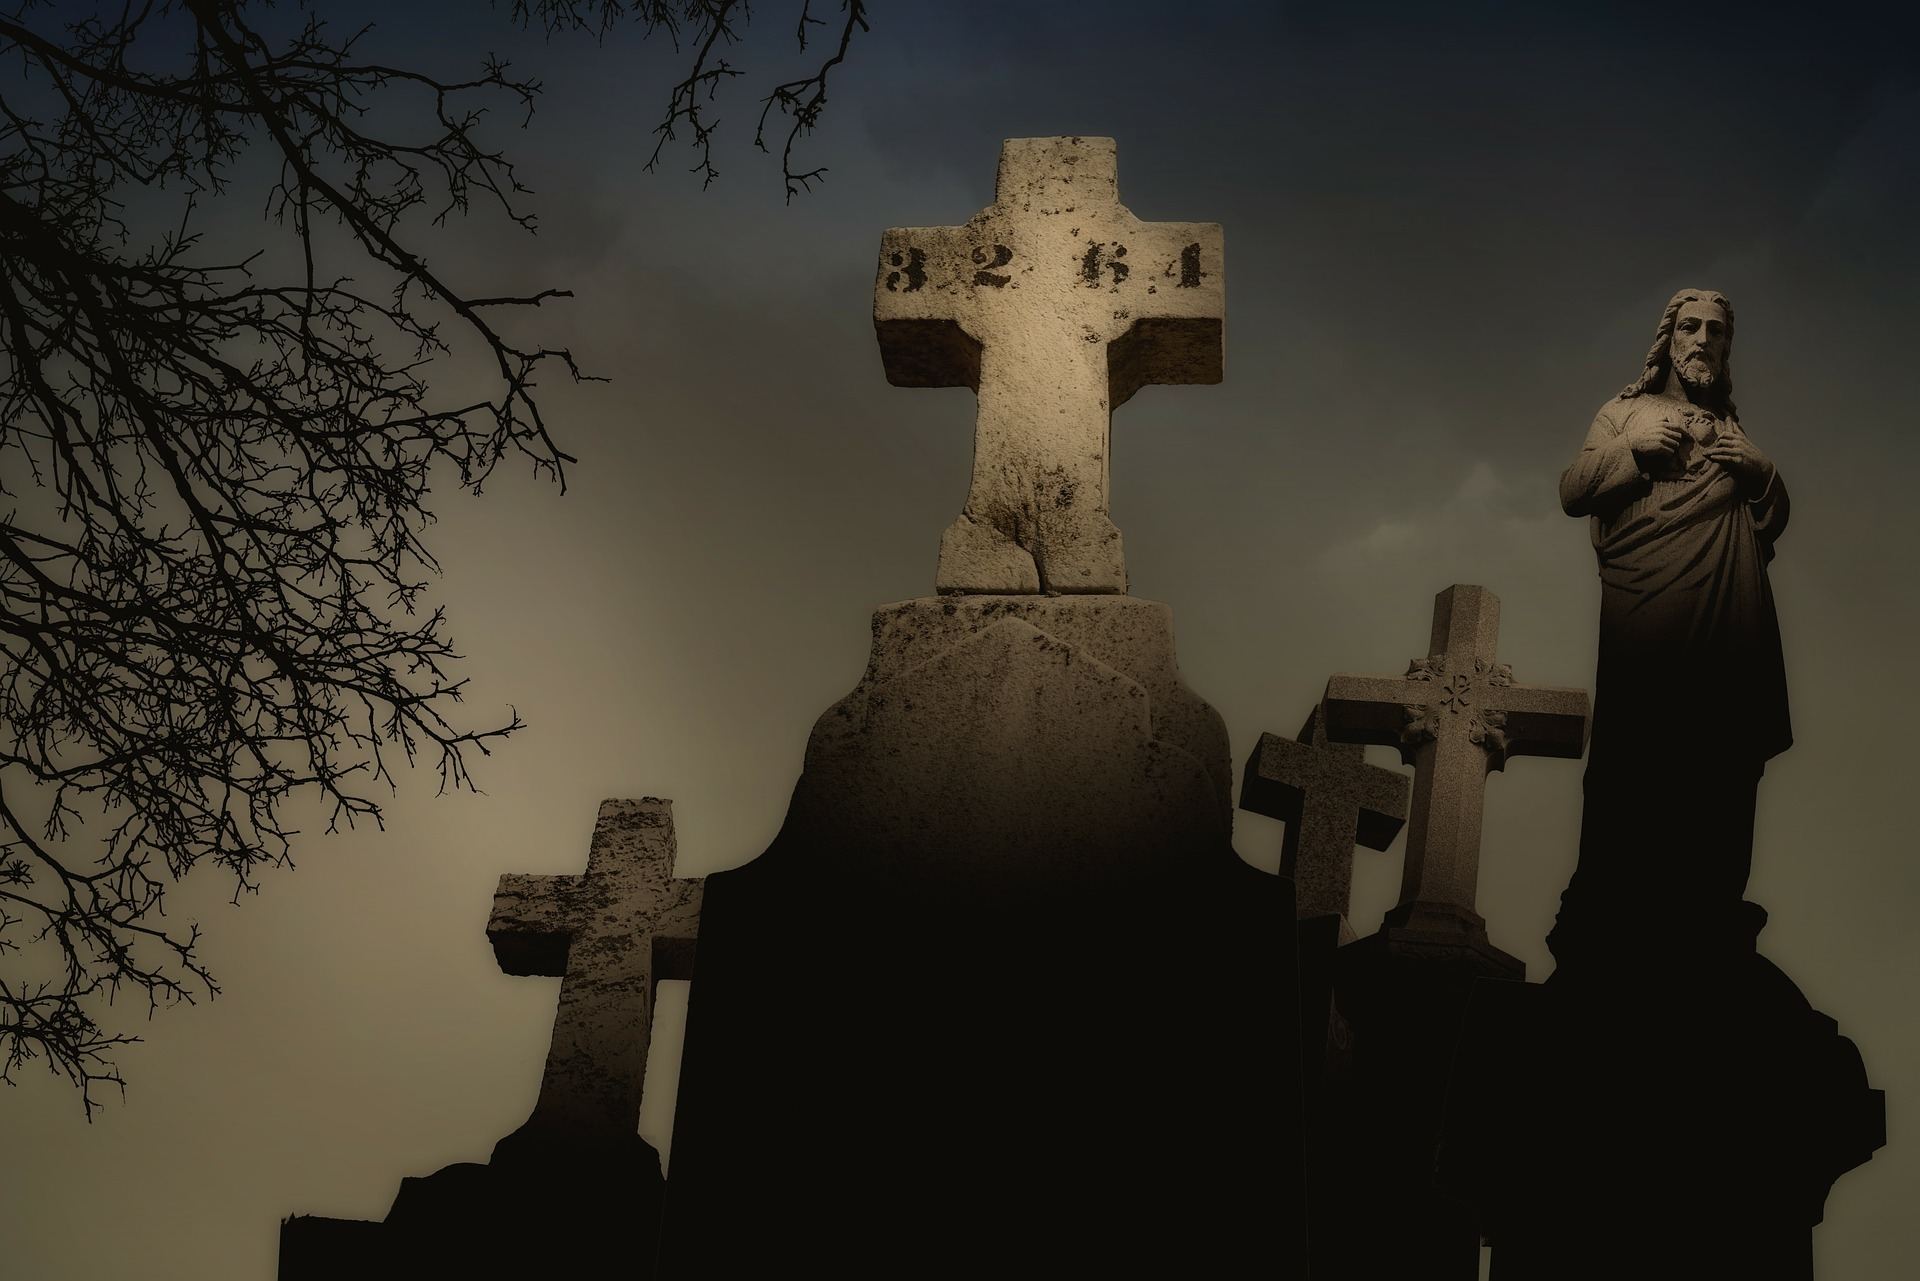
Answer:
[1322,585,1589,953]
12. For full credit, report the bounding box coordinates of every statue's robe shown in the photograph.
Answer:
[1552,393,1791,960]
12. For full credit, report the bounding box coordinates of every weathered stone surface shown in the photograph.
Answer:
[1322,584,1588,962]
[797,595,1230,863]
[277,799,691,1281]
[1241,705,1410,922]
[661,593,1304,1274]
[875,136,1224,594]
[487,798,702,1142]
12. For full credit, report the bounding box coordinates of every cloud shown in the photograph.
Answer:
[1317,458,1564,582]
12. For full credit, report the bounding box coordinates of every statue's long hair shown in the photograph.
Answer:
[1620,287,1737,417]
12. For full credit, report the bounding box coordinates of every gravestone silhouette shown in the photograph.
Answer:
[658,137,1306,1276]
[487,798,701,1149]
[278,801,700,1279]
[275,177,1891,1281]
[1290,584,1590,1280]
[1322,583,1589,974]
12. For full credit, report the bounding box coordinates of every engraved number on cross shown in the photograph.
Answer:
[886,247,927,292]
[973,243,1014,287]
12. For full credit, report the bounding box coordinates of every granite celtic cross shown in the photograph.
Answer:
[1321,585,1589,954]
[487,798,703,1141]
[874,136,1224,594]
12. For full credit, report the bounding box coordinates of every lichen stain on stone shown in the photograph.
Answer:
[1054,476,1079,510]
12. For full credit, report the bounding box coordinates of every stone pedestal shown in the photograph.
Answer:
[1439,905,1885,1281]
[659,596,1307,1275]
[1300,924,1521,1281]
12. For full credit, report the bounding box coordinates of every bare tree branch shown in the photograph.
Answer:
[0,0,577,1113]
[511,0,869,196]
[0,0,869,1114]
[755,1,867,201]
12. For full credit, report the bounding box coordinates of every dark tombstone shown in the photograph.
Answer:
[1311,583,1590,1281]
[658,139,1307,1276]
[278,800,700,1280]
[1437,290,1885,1279]
[1321,584,1590,971]
[1241,706,1411,1279]
[486,798,702,1153]
[1241,704,1411,933]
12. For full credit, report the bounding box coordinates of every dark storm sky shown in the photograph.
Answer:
[1,3,1915,1277]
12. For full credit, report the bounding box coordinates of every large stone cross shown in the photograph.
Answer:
[1322,585,1589,955]
[1241,706,1411,926]
[874,136,1224,594]
[487,798,703,1141]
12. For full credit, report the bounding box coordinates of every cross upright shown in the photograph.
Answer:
[1321,585,1589,960]
[874,136,1224,595]
[488,798,703,1142]
[1241,706,1411,927]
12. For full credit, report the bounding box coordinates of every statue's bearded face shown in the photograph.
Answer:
[1670,299,1730,392]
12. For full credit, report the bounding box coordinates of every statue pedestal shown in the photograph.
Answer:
[1439,909,1885,1280]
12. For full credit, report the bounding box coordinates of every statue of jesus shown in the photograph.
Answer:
[1550,288,1791,966]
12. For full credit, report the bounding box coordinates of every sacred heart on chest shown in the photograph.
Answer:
[1646,408,1722,482]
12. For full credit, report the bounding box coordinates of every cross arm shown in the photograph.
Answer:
[489,873,577,978]
[1239,731,1315,823]
[1105,218,1224,405]
[1353,757,1413,851]
[1485,684,1592,759]
[647,881,705,984]
[874,224,989,389]
[1322,673,1423,750]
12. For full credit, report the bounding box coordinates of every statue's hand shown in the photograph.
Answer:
[1624,416,1684,467]
[1705,425,1774,493]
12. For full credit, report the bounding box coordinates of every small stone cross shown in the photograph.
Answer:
[488,798,703,1141]
[874,136,1224,594]
[1241,706,1411,925]
[1321,585,1589,951]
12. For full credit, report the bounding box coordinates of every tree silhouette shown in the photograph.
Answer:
[0,0,866,1112]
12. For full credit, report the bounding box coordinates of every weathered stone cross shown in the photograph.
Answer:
[1322,585,1589,953]
[874,136,1224,595]
[487,798,703,1141]
[1241,706,1411,925]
